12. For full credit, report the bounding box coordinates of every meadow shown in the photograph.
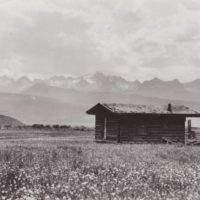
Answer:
[1,130,200,199]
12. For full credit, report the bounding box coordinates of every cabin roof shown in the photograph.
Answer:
[86,103,200,116]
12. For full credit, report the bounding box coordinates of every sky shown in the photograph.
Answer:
[1,0,200,81]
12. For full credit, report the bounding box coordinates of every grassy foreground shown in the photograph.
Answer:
[1,131,200,199]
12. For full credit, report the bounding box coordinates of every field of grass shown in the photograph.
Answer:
[1,130,200,199]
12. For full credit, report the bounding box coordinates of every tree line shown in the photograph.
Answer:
[17,124,94,131]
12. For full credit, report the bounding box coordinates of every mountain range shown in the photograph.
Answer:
[0,72,200,125]
[1,72,200,97]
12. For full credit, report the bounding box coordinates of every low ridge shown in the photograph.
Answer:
[0,115,24,128]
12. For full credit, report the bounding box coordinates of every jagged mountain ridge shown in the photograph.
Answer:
[0,72,200,102]
[43,72,141,92]
[0,72,200,94]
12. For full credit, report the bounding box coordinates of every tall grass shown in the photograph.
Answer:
[1,137,200,199]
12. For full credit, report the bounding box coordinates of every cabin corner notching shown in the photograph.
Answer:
[86,103,200,143]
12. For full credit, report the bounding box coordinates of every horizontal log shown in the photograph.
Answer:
[95,132,103,135]
[148,129,184,132]
[95,127,104,130]
[107,120,118,122]
[148,134,184,137]
[107,129,118,132]
[107,133,118,136]
[107,137,118,140]
[107,130,118,133]
[95,134,102,137]
[96,119,104,122]
[107,134,117,137]
[95,138,185,143]
[112,131,184,134]
[148,131,184,134]
[122,138,184,141]
[148,130,183,134]
[120,128,137,130]
[95,137,102,139]
[120,126,184,130]
[95,132,102,134]
[96,123,104,126]
[95,128,103,131]
[120,135,184,138]
[107,124,118,127]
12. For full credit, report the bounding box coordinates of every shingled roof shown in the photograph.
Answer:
[87,103,200,116]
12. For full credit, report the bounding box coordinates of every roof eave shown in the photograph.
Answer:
[113,113,200,117]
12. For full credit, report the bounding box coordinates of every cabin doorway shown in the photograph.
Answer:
[187,119,195,139]
[185,118,200,144]
[186,118,197,139]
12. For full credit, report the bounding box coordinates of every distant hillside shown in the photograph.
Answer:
[24,84,200,123]
[184,79,200,93]
[0,115,24,128]
[0,93,92,125]
[24,83,200,106]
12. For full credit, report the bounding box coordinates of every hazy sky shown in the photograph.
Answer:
[1,0,200,81]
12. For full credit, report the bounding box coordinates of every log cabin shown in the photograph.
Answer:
[86,103,200,143]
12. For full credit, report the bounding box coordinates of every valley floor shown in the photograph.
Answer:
[0,130,200,199]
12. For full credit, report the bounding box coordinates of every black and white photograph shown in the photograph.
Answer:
[1,0,200,199]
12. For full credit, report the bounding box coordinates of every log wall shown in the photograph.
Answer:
[120,115,185,143]
[95,114,185,143]
[106,117,118,140]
